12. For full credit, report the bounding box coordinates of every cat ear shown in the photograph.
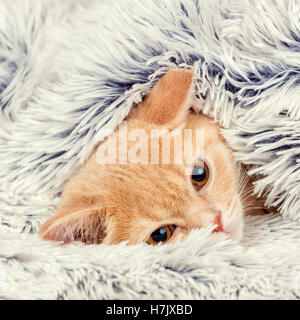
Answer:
[39,207,107,244]
[131,69,195,125]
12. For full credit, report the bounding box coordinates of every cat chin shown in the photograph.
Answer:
[225,224,244,241]
[222,210,244,241]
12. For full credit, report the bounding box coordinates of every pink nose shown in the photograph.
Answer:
[212,214,223,233]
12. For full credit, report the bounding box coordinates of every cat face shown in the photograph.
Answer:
[39,69,245,245]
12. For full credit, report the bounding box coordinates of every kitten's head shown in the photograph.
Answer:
[39,69,245,245]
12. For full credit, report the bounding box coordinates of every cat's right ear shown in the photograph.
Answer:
[129,69,195,126]
[39,207,108,244]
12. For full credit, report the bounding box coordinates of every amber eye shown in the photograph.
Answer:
[191,161,210,188]
[147,225,174,245]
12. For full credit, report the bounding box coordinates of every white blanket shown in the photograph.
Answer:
[0,0,299,299]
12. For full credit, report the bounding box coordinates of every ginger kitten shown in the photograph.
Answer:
[39,69,273,246]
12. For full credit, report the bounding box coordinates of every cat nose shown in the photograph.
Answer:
[212,213,223,233]
[191,210,223,232]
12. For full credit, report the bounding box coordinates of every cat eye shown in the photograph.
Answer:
[147,225,175,245]
[191,161,210,189]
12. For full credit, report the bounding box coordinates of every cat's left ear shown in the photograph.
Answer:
[39,207,107,244]
[129,69,195,126]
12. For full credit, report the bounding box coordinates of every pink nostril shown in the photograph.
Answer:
[212,214,223,233]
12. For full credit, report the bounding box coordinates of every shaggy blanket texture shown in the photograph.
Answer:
[0,0,300,299]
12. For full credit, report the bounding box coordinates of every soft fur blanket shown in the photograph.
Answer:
[0,0,299,300]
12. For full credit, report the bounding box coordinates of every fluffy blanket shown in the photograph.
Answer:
[0,0,299,299]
